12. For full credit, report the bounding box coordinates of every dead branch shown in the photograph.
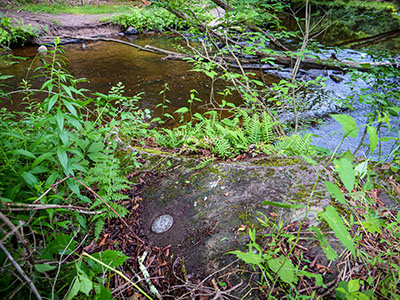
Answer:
[3,203,105,215]
[65,35,399,74]
[0,212,32,262]
[33,175,71,204]
[0,241,42,300]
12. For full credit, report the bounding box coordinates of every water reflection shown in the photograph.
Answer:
[0,35,243,117]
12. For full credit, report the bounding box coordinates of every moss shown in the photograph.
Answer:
[252,157,302,167]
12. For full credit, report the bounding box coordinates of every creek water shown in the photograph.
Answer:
[1,35,399,158]
[0,35,245,117]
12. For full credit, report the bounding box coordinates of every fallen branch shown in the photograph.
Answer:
[64,36,399,73]
[0,241,42,300]
[3,203,105,215]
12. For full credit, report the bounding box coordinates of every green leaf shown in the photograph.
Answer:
[33,152,55,167]
[35,263,57,273]
[334,157,355,193]
[360,63,371,68]
[21,172,38,187]
[268,256,297,284]
[310,226,338,260]
[57,146,68,171]
[174,107,189,114]
[301,154,317,166]
[45,171,59,187]
[88,141,104,153]
[298,270,324,287]
[65,115,83,131]
[75,214,87,230]
[65,277,80,300]
[324,181,347,205]
[78,271,92,295]
[262,200,304,209]
[95,284,112,300]
[47,94,58,112]
[56,108,64,131]
[319,206,355,257]
[227,250,263,265]
[331,114,358,138]
[357,216,385,234]
[62,99,78,117]
[41,234,77,260]
[367,126,378,154]
[10,149,36,159]
[87,250,129,275]
[67,178,80,195]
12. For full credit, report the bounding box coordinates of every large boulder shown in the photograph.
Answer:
[139,156,330,275]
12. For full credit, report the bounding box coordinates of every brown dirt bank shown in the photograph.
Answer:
[1,9,122,44]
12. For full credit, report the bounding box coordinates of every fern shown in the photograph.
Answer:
[261,111,275,143]
[191,156,216,170]
[276,133,311,155]
[212,136,231,157]
[86,156,129,218]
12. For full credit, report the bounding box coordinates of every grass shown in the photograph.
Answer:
[15,3,136,14]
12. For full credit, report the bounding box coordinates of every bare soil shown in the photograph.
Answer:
[0,9,123,44]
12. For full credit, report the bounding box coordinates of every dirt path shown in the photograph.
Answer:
[1,9,122,44]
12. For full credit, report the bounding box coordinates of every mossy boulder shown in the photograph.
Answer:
[139,155,330,275]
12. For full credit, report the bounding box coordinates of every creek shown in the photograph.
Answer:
[1,35,399,158]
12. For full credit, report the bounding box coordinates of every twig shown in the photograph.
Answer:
[0,241,42,300]
[71,176,144,244]
[0,212,32,262]
[33,175,71,204]
[4,203,105,215]
[82,252,153,300]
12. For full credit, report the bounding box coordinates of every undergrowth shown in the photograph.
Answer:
[0,16,39,47]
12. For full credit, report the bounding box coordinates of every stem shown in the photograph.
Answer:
[0,241,42,300]
[82,252,153,300]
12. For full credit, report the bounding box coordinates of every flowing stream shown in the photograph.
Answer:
[1,35,399,158]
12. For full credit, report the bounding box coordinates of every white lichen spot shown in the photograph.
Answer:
[209,176,221,188]
[151,214,174,233]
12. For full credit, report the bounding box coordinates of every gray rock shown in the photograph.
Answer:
[140,156,331,277]
[125,26,139,35]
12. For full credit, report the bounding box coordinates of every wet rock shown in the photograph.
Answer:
[330,74,344,83]
[38,45,47,53]
[125,26,139,35]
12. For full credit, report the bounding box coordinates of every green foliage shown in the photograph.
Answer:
[0,40,148,299]
[336,279,375,300]
[113,6,181,32]
[318,206,356,257]
[0,15,39,46]
[153,106,312,158]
